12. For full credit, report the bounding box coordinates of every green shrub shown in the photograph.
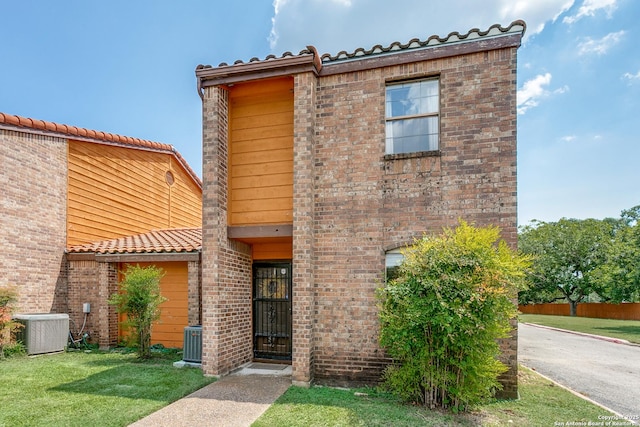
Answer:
[108,265,166,359]
[0,285,23,360]
[378,221,530,412]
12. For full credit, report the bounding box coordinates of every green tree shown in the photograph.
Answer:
[109,265,166,359]
[378,221,529,412]
[518,218,615,316]
[597,206,640,303]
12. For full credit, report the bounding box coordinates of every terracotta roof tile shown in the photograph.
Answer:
[319,21,526,64]
[67,228,202,255]
[0,112,202,188]
[196,20,526,73]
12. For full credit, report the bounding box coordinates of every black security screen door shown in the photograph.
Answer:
[253,262,292,360]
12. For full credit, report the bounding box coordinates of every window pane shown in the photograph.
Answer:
[386,79,438,118]
[385,251,404,282]
[385,116,438,153]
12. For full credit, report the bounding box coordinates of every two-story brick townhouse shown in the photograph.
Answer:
[195,20,525,397]
[0,113,202,348]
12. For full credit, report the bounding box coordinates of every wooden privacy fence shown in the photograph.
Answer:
[519,302,640,321]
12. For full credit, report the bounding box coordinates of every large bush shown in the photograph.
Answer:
[109,265,166,359]
[378,221,530,411]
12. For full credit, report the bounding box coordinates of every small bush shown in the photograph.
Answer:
[108,265,166,359]
[378,221,530,412]
[0,285,23,360]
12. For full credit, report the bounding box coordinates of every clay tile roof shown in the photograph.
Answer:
[0,112,202,189]
[196,20,526,77]
[319,20,526,63]
[67,228,202,255]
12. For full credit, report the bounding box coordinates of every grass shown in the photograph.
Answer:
[520,313,640,344]
[0,345,621,426]
[0,348,214,427]
[254,366,614,426]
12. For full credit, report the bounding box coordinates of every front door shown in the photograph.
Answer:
[253,262,292,360]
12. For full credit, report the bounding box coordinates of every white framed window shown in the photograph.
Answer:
[385,78,439,154]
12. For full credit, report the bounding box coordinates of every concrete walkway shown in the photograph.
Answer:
[129,363,292,427]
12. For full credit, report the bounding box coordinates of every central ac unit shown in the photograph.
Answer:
[183,325,202,363]
[14,313,69,355]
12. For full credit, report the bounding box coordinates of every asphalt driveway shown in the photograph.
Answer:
[519,322,640,422]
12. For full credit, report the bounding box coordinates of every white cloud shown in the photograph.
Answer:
[269,0,574,55]
[560,135,577,142]
[577,30,625,55]
[563,0,618,24]
[517,73,553,115]
[622,70,640,84]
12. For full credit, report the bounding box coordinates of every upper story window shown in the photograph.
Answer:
[385,78,439,155]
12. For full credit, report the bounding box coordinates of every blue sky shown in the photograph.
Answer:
[1,0,638,225]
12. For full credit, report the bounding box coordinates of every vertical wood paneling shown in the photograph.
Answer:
[229,77,294,226]
[67,140,202,245]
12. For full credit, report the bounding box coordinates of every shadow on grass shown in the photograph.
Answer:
[593,325,640,338]
[50,362,206,402]
[254,386,479,427]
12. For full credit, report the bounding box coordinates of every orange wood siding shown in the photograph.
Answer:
[229,77,294,226]
[252,238,293,260]
[118,262,188,348]
[67,140,201,245]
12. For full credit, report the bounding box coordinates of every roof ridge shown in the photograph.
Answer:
[0,112,202,188]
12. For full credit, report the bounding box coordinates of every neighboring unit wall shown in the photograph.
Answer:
[67,140,202,245]
[67,258,118,348]
[0,129,67,313]
[123,261,189,349]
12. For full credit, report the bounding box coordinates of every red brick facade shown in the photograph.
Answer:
[0,129,67,313]
[199,21,523,396]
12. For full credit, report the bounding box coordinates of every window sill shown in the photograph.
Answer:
[383,150,441,161]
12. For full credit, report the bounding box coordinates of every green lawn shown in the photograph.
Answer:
[520,314,640,343]
[1,349,620,426]
[0,349,214,427]
[254,366,614,426]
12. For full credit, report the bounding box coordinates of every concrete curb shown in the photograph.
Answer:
[521,322,637,346]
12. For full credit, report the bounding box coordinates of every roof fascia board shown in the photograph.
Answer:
[320,33,522,77]
[227,224,293,239]
[197,54,319,88]
[95,252,200,263]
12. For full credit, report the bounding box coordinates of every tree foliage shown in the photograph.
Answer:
[518,218,615,316]
[378,221,530,412]
[109,265,166,359]
[519,207,640,312]
[596,206,640,303]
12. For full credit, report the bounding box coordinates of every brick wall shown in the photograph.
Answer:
[67,259,100,343]
[311,47,519,394]
[188,260,202,325]
[0,129,67,313]
[201,85,254,376]
[66,259,118,348]
[291,72,317,386]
